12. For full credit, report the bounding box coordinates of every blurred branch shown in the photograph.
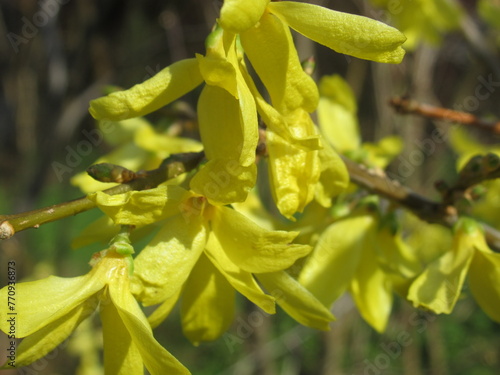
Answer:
[390,96,500,135]
[341,155,500,251]
[3,141,500,251]
[0,152,204,240]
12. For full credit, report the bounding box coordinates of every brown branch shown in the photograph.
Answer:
[341,155,500,251]
[0,152,204,240]
[389,97,500,134]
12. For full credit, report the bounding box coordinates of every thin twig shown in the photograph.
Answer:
[389,97,500,135]
[0,152,204,239]
[341,155,500,251]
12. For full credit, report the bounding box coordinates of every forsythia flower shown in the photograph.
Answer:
[88,0,405,213]
[89,185,335,344]
[408,217,500,322]
[298,201,421,332]
[299,202,396,332]
[0,247,190,374]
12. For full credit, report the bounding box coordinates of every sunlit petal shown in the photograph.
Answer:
[241,10,319,114]
[268,1,406,64]
[89,58,203,121]
[131,214,207,306]
[212,206,312,273]
[256,271,335,330]
[181,254,235,345]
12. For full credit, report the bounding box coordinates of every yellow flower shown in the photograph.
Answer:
[298,203,394,332]
[0,249,189,374]
[297,202,421,332]
[87,1,405,208]
[224,1,407,64]
[408,217,500,322]
[89,186,335,344]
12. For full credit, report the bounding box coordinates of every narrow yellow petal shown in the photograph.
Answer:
[212,206,312,273]
[407,231,475,314]
[197,84,258,167]
[89,185,193,226]
[469,248,500,322]
[317,74,360,152]
[240,10,319,114]
[3,298,96,369]
[350,247,393,333]
[315,139,349,207]
[299,213,376,307]
[100,293,143,375]
[190,159,257,205]
[148,288,182,329]
[109,274,190,374]
[131,215,207,306]
[89,58,203,120]
[375,227,421,297]
[268,1,406,64]
[241,65,320,151]
[134,124,203,157]
[181,254,235,345]
[267,130,320,219]
[256,271,335,330]
[0,274,103,337]
[219,0,270,33]
[204,232,276,314]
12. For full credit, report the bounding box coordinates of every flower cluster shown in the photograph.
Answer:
[0,1,408,373]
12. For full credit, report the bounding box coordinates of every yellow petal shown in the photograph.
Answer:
[350,246,393,333]
[109,273,190,374]
[242,66,320,151]
[376,227,421,280]
[100,292,143,375]
[407,229,476,314]
[268,2,406,64]
[317,75,360,152]
[89,58,203,120]
[190,159,257,205]
[267,130,320,219]
[315,139,349,207]
[196,53,238,98]
[241,10,319,114]
[204,232,276,314]
[99,116,152,147]
[299,213,376,307]
[131,214,207,306]
[469,246,500,322]
[212,206,312,273]
[89,185,193,226]
[134,124,203,157]
[148,288,183,329]
[197,84,258,167]
[181,254,235,345]
[256,271,335,330]
[219,0,270,33]
[2,298,96,369]
[0,274,103,337]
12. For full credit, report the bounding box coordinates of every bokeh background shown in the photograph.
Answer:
[1,0,500,374]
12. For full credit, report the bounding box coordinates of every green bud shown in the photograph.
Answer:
[87,163,136,183]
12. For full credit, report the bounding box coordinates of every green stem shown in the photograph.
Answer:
[0,152,204,239]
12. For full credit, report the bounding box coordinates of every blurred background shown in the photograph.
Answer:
[1,0,500,374]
